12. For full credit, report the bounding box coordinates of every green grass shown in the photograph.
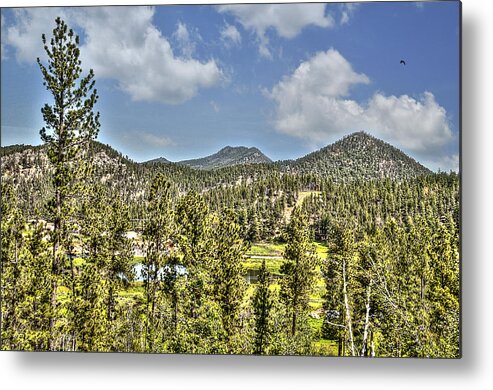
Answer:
[312,339,339,356]
[308,317,340,356]
[132,256,144,265]
[247,242,285,257]
[248,241,327,258]
[117,282,144,303]
[313,242,328,258]
[73,257,86,267]
[242,258,285,275]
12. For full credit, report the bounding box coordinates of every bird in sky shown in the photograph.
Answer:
[400,59,406,65]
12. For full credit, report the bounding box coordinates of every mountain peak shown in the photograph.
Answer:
[293,131,431,180]
[179,145,272,170]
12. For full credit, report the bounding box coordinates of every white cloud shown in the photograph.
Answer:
[122,130,175,149]
[174,21,190,43]
[218,4,333,58]
[4,7,223,105]
[173,21,202,58]
[268,49,455,169]
[423,154,459,173]
[1,13,7,60]
[365,92,453,154]
[340,3,358,25]
[220,23,241,47]
[4,8,70,63]
[269,49,370,140]
[77,7,222,104]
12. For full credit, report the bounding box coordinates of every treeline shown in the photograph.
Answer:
[1,171,460,357]
[1,177,315,354]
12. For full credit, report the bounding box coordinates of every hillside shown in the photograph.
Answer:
[1,141,148,215]
[178,146,272,170]
[1,132,434,215]
[287,131,432,180]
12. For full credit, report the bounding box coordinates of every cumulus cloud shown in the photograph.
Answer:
[4,7,222,104]
[268,49,455,168]
[220,23,241,47]
[365,92,453,154]
[4,8,70,63]
[269,49,370,140]
[78,7,221,104]
[218,4,333,58]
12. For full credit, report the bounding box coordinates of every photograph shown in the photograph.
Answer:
[1,1,460,358]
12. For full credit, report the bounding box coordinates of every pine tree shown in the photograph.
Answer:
[37,17,100,350]
[252,260,272,354]
[210,209,248,352]
[141,173,175,352]
[1,184,52,351]
[280,207,318,353]
[1,184,23,349]
[322,225,359,356]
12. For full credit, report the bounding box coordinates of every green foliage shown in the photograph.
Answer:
[0,17,460,357]
[251,260,273,354]
[210,209,248,352]
[279,207,319,353]
[34,17,100,351]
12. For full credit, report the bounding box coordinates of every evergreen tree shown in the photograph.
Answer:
[280,207,318,353]
[252,260,272,354]
[141,173,175,352]
[174,191,224,354]
[37,17,100,350]
[210,209,248,352]
[0,184,25,349]
[322,225,359,356]
[1,184,52,351]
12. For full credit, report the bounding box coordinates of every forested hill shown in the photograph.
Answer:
[1,132,435,216]
[1,132,431,180]
[145,157,171,164]
[176,145,273,170]
[0,143,44,157]
[142,132,432,179]
[284,131,432,180]
[1,140,135,165]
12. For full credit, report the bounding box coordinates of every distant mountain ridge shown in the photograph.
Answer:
[1,132,433,183]
[176,146,273,170]
[145,157,171,164]
[1,132,436,215]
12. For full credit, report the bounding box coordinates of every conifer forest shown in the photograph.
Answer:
[0,17,460,357]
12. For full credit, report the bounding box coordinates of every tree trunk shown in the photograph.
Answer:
[70,250,77,350]
[370,331,375,357]
[49,211,60,351]
[360,280,372,357]
[342,259,356,356]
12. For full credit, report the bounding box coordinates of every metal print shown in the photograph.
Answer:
[0,1,460,357]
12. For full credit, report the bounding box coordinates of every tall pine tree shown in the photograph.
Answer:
[37,17,100,350]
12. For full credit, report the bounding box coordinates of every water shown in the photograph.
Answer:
[131,263,187,281]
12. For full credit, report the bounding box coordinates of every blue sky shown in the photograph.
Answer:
[1,1,460,171]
